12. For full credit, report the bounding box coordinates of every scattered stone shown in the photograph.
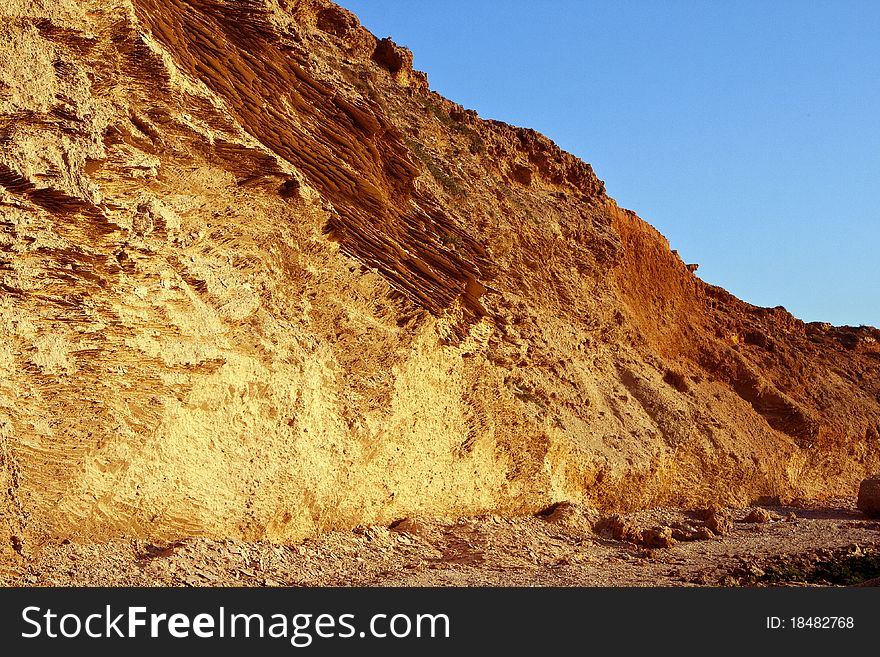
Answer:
[670,525,695,541]
[857,477,880,518]
[692,572,713,585]
[743,508,773,523]
[855,576,880,587]
[670,522,706,541]
[695,526,717,540]
[389,518,428,537]
[541,501,600,533]
[595,515,643,544]
[786,512,798,522]
[553,552,595,567]
[641,526,677,549]
[700,505,733,536]
[845,521,880,530]
[738,562,765,578]
[595,516,677,548]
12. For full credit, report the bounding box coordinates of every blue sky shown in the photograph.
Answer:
[336,1,880,328]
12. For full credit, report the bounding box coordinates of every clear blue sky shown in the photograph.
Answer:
[336,1,880,328]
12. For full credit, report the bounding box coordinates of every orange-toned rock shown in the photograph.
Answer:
[701,505,733,536]
[0,0,877,563]
[743,508,774,523]
[857,478,880,518]
[541,502,600,533]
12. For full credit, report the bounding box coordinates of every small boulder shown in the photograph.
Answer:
[743,508,773,523]
[700,504,733,536]
[670,523,698,541]
[641,526,677,549]
[669,522,714,542]
[857,477,880,518]
[541,501,600,533]
[595,514,643,544]
[694,526,717,540]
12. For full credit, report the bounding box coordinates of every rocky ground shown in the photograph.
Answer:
[4,500,878,587]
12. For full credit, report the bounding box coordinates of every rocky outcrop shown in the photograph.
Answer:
[0,0,878,559]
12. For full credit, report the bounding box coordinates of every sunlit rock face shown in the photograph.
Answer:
[0,0,877,564]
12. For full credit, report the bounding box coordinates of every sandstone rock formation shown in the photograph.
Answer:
[0,0,878,571]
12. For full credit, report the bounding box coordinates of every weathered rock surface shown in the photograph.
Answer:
[541,501,601,533]
[743,508,776,524]
[857,478,880,518]
[0,0,878,569]
[701,506,733,536]
[641,526,677,549]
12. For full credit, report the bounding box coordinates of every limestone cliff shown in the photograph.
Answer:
[1,0,878,569]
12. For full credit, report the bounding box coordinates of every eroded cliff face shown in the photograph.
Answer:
[1,0,878,568]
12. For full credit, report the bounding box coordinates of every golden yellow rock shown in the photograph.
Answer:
[0,0,878,571]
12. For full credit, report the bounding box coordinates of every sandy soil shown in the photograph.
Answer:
[4,501,878,587]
